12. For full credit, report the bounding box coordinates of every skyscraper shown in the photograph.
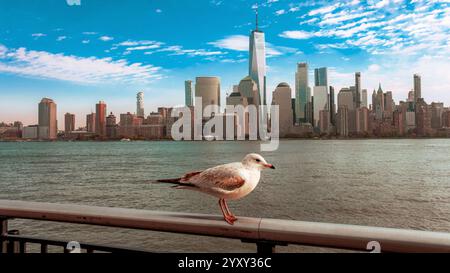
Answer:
[414,74,422,102]
[329,86,336,126]
[106,112,117,139]
[313,86,329,128]
[355,72,361,108]
[195,77,221,111]
[313,67,329,128]
[64,113,75,134]
[237,76,258,105]
[314,67,328,87]
[249,8,266,105]
[137,92,145,117]
[86,113,96,133]
[272,82,293,137]
[295,63,310,123]
[38,98,57,140]
[185,80,194,107]
[96,101,107,137]
[361,89,368,108]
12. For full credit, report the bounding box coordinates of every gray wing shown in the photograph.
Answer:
[184,163,246,191]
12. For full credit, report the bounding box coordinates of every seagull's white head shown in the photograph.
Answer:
[242,153,275,170]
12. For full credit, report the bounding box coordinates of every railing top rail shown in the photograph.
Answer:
[1,199,450,253]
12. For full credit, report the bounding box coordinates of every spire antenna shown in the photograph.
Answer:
[255,5,259,31]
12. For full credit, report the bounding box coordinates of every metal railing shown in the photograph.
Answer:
[1,199,450,253]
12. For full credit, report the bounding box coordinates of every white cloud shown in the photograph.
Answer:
[279,30,313,39]
[208,35,248,51]
[31,33,46,39]
[82,32,98,35]
[209,35,299,57]
[0,45,163,84]
[275,9,286,16]
[308,3,340,16]
[155,9,162,13]
[82,40,90,44]
[99,36,114,42]
[66,0,81,6]
[126,45,162,51]
[56,36,67,42]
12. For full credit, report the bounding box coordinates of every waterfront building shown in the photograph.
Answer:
[431,102,444,129]
[64,113,75,134]
[338,88,356,134]
[404,101,416,131]
[337,106,349,137]
[106,112,118,139]
[361,89,368,108]
[384,91,394,120]
[319,110,330,134]
[356,107,369,135]
[373,85,385,121]
[95,101,107,137]
[329,86,336,127]
[272,83,294,137]
[38,98,57,140]
[22,125,39,139]
[416,98,432,136]
[237,76,258,106]
[442,110,450,128]
[295,63,310,123]
[185,80,194,107]
[119,112,143,138]
[137,92,145,117]
[249,8,267,105]
[86,113,96,133]
[195,77,221,112]
[313,86,328,128]
[226,88,248,107]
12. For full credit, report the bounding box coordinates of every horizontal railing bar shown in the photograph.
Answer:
[2,234,150,254]
[1,200,450,253]
[0,200,261,241]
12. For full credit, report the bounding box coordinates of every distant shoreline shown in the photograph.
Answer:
[2,137,450,143]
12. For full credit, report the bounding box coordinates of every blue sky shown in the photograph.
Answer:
[0,0,449,128]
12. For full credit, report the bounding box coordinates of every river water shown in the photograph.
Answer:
[1,140,450,252]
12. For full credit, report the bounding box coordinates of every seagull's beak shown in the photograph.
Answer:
[264,164,275,169]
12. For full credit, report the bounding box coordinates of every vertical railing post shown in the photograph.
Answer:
[0,218,8,254]
[7,230,20,254]
[256,241,276,254]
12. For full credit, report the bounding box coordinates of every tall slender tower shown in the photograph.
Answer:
[414,74,421,102]
[137,92,145,117]
[295,63,310,123]
[185,80,194,107]
[355,72,361,108]
[249,7,266,106]
[329,86,335,126]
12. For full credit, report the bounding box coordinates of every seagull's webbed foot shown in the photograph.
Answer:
[224,215,236,225]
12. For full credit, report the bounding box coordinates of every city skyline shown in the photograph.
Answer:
[0,0,449,128]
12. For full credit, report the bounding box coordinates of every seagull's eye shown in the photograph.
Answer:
[255,159,261,162]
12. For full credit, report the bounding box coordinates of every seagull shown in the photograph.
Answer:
[156,153,275,225]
